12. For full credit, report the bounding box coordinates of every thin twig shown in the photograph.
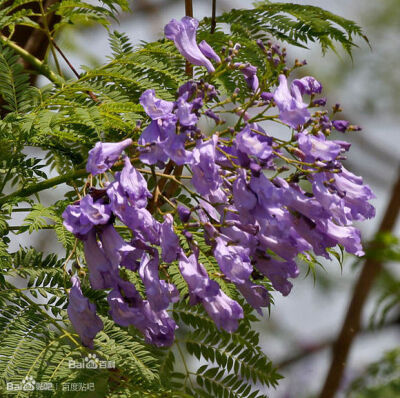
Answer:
[185,0,193,76]
[51,39,99,102]
[211,0,217,34]
[38,0,62,76]
[185,0,193,17]
[319,165,400,398]
[51,39,80,79]
[0,164,191,208]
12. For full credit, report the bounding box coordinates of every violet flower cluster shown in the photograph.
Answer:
[63,16,375,348]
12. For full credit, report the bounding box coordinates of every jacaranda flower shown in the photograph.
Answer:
[140,89,174,120]
[165,17,216,73]
[273,74,310,129]
[179,251,219,305]
[192,135,222,195]
[202,290,244,332]
[86,139,132,175]
[67,276,103,348]
[139,253,179,312]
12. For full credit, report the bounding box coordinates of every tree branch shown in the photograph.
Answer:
[319,165,400,398]
[0,163,193,207]
[51,39,99,102]
[185,0,193,76]
[0,34,64,86]
[211,0,217,34]
[0,168,88,207]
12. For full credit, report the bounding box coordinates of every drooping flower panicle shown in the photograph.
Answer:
[63,17,375,348]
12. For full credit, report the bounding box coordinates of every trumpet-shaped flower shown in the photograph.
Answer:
[165,17,215,73]
[273,74,310,129]
[67,276,103,348]
[86,139,132,175]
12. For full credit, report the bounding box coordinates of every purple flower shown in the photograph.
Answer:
[332,167,375,221]
[165,17,215,73]
[198,40,221,63]
[106,180,129,221]
[236,281,270,314]
[118,157,152,208]
[107,178,160,246]
[205,109,222,124]
[99,224,135,268]
[202,290,244,332]
[141,303,177,347]
[292,76,322,95]
[273,74,310,129]
[138,115,176,165]
[221,214,259,252]
[249,173,282,214]
[233,170,257,213]
[192,135,222,195]
[83,230,116,290]
[86,139,132,175]
[235,63,259,91]
[178,81,197,99]
[236,124,273,160]
[332,120,350,132]
[176,97,198,127]
[215,144,240,169]
[177,205,191,223]
[317,115,331,132]
[67,276,103,348]
[274,177,327,221]
[107,278,145,326]
[292,215,335,259]
[214,236,253,284]
[312,97,327,107]
[255,257,299,296]
[261,92,274,102]
[316,219,364,256]
[297,132,342,162]
[124,207,161,245]
[119,247,145,271]
[140,89,174,120]
[79,195,111,225]
[310,173,347,224]
[178,251,220,305]
[139,253,179,311]
[160,214,180,263]
[62,204,93,238]
[257,214,311,261]
[198,197,221,223]
[62,196,111,238]
[311,169,375,224]
[163,132,194,166]
[107,287,177,346]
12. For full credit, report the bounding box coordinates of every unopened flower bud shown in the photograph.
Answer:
[311,97,327,107]
[256,39,267,52]
[349,124,362,131]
